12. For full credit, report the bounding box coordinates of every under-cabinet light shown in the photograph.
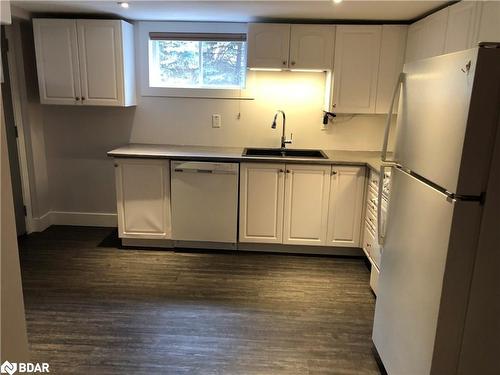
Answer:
[248,68,283,72]
[290,69,326,73]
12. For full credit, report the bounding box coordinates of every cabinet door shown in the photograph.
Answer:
[289,25,335,70]
[405,8,448,63]
[239,163,285,243]
[445,2,479,53]
[420,7,449,59]
[247,23,290,69]
[77,20,124,106]
[33,19,82,105]
[283,164,330,246]
[474,1,500,45]
[375,25,407,114]
[333,26,382,114]
[115,159,171,239]
[405,19,425,63]
[327,166,365,247]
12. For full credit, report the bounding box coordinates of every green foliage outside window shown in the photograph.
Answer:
[149,39,247,88]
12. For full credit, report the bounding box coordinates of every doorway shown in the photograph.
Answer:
[2,25,26,236]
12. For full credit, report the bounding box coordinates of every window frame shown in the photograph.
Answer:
[138,22,253,99]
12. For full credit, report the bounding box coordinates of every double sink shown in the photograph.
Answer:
[242,148,328,159]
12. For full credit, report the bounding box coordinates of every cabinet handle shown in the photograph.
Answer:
[291,61,296,66]
[286,169,291,174]
[82,97,86,101]
[331,170,337,175]
[75,97,80,101]
[279,169,284,173]
[282,60,287,66]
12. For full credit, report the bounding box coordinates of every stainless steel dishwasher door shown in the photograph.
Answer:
[170,161,239,243]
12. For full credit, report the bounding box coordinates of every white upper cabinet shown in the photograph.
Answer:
[239,163,285,244]
[115,158,171,240]
[326,166,365,247]
[405,7,449,63]
[77,20,128,106]
[376,25,407,114]
[33,19,136,106]
[444,1,479,54]
[333,25,382,114]
[33,19,81,105]
[283,164,331,246]
[247,23,335,70]
[406,2,499,63]
[289,24,335,70]
[474,1,500,45]
[421,7,449,58]
[247,23,291,69]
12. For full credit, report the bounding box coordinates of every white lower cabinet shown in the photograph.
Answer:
[326,166,366,247]
[370,265,380,295]
[239,162,365,248]
[239,163,285,243]
[114,158,171,239]
[283,164,331,246]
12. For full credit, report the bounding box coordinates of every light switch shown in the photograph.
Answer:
[212,114,222,128]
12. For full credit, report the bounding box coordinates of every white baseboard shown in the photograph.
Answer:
[31,211,52,232]
[31,211,118,231]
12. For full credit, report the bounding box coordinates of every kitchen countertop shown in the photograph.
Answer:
[107,143,388,172]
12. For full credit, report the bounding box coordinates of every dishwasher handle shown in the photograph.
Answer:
[173,161,238,175]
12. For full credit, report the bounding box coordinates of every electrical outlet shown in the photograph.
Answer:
[212,114,222,128]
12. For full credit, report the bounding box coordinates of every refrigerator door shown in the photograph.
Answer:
[394,48,491,195]
[372,167,481,375]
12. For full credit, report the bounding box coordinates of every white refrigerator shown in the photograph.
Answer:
[372,45,500,374]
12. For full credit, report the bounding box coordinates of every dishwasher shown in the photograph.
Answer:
[171,161,239,244]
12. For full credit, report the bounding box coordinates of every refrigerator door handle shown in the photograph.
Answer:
[381,72,405,163]
[377,165,389,245]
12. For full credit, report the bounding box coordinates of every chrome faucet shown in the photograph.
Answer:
[271,110,292,149]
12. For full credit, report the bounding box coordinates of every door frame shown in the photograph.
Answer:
[3,25,34,233]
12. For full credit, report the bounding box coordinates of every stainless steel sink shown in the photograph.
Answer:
[242,148,328,159]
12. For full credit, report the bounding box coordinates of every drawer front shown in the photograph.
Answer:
[363,222,381,267]
[368,185,378,203]
[370,234,382,267]
[370,265,379,295]
[365,206,378,231]
[366,188,378,215]
[369,170,380,191]
[363,223,376,254]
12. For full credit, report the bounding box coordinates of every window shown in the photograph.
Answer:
[148,32,247,89]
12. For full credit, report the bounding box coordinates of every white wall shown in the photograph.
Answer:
[1,89,30,363]
[41,70,392,214]
[7,19,51,227]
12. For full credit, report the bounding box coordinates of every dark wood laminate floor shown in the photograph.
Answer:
[19,226,380,375]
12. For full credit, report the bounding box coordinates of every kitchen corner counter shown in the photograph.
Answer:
[107,144,387,172]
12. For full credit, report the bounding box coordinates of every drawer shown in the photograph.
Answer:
[366,190,378,214]
[365,206,378,230]
[363,222,381,267]
[370,265,379,295]
[363,224,376,253]
[370,235,382,267]
[369,170,380,191]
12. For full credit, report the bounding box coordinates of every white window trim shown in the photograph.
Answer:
[138,21,254,99]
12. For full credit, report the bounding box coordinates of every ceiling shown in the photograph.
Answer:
[11,1,449,23]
